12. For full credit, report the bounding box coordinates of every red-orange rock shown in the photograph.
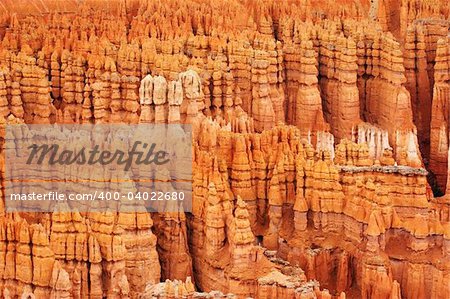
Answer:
[0,1,448,299]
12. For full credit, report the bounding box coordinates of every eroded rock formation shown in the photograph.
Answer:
[0,1,448,299]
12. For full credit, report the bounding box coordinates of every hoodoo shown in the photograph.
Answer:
[0,0,448,298]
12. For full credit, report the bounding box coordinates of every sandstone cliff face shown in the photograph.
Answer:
[317,29,360,141]
[375,0,449,38]
[404,19,448,183]
[429,36,450,195]
[0,1,448,299]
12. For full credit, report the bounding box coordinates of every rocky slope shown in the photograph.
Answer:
[0,0,448,298]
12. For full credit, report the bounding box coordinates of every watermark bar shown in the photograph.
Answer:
[5,124,192,212]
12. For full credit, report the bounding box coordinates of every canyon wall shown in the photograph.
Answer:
[0,0,448,298]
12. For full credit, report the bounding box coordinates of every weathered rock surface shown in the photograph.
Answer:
[0,1,448,299]
[429,36,450,195]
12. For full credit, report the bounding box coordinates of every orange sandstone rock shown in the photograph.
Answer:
[0,1,448,299]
